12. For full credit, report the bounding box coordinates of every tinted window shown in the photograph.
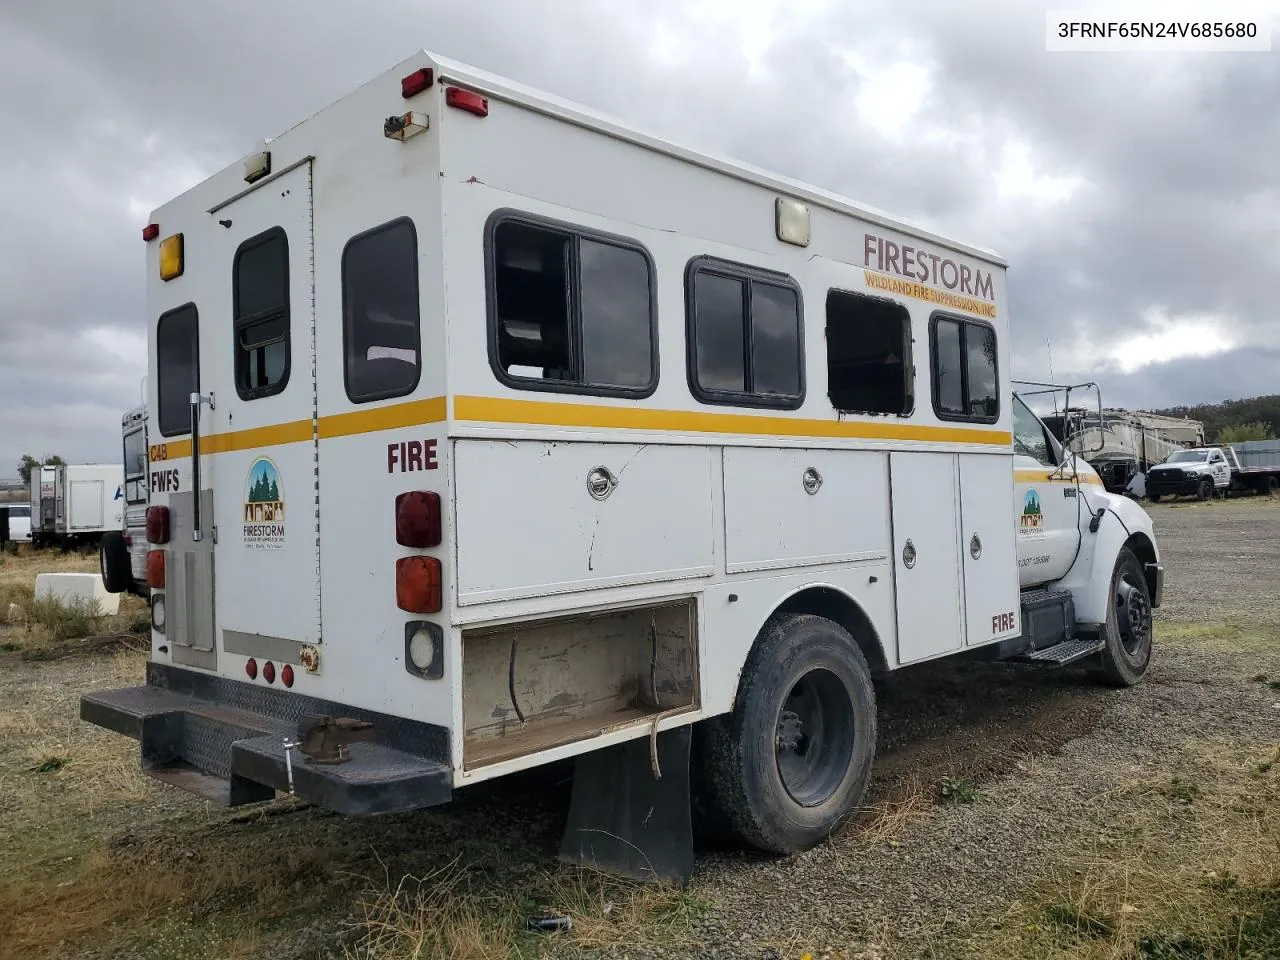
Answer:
[489,215,656,396]
[934,319,964,415]
[932,315,999,422]
[692,273,746,393]
[123,428,148,504]
[825,290,913,415]
[157,304,199,438]
[687,258,803,408]
[233,229,290,399]
[343,218,421,404]
[1012,396,1053,466]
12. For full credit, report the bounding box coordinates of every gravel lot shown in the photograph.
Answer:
[1,497,1277,959]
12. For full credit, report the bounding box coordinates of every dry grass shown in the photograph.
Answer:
[345,857,705,960]
[1154,619,1280,655]
[943,740,1280,960]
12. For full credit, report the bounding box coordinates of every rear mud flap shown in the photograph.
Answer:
[558,725,695,887]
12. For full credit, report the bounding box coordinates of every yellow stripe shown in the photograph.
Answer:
[318,397,446,439]
[152,393,1011,459]
[1015,469,1104,487]
[452,395,1012,446]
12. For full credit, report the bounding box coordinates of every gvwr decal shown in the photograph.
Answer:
[388,439,438,473]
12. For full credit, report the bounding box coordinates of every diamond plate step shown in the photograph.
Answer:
[1011,635,1105,665]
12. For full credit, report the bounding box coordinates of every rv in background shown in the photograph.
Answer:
[1042,408,1205,495]
[28,463,124,546]
[101,405,150,595]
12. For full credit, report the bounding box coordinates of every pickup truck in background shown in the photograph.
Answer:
[1146,441,1280,501]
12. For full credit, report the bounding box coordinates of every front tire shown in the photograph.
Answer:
[694,614,876,855]
[1197,477,1213,501]
[1094,546,1153,687]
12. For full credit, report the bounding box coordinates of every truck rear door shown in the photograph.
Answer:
[210,163,321,658]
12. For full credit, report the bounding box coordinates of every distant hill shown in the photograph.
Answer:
[1150,395,1280,443]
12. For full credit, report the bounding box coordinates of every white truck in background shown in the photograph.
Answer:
[28,463,124,547]
[82,51,1163,886]
[100,405,151,595]
[1146,440,1280,501]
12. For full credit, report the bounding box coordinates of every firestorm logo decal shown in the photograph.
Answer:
[243,457,285,550]
[1020,489,1044,535]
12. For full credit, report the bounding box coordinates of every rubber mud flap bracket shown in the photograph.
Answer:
[558,725,695,887]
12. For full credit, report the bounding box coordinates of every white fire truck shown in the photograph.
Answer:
[86,52,1162,885]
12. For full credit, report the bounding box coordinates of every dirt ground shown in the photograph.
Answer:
[0,498,1277,960]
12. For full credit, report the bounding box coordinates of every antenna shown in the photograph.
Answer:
[1046,339,1055,382]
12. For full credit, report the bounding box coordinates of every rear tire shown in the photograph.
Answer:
[694,614,876,855]
[1093,546,1153,688]
[1266,476,1278,497]
[1148,493,1162,503]
[99,532,132,594]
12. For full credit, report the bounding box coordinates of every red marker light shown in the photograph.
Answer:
[401,68,434,98]
[142,223,160,242]
[445,88,488,117]
[281,664,295,688]
[246,658,258,680]
[262,661,276,684]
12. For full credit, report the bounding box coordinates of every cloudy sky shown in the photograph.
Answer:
[2,0,1277,472]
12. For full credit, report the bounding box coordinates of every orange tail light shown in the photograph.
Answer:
[146,550,166,589]
[396,556,442,614]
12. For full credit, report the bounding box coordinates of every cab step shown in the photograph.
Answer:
[1010,635,1105,665]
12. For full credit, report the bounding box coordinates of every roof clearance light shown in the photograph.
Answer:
[445,87,488,118]
[401,67,434,98]
[775,197,811,247]
[159,233,184,282]
[142,223,160,242]
[243,150,271,184]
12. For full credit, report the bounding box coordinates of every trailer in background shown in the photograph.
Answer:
[1146,440,1280,501]
[28,463,125,546]
[1041,407,1205,495]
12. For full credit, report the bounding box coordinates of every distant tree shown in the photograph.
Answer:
[16,454,64,485]
[1153,395,1280,442]
[17,455,39,485]
[1216,421,1273,444]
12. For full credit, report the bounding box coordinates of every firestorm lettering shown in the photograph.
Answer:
[862,233,996,304]
[387,439,439,473]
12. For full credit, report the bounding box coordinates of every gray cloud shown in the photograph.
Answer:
[2,0,1275,473]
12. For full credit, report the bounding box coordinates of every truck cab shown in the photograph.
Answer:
[1147,446,1233,500]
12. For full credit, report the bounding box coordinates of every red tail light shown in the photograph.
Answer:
[146,550,165,589]
[446,87,488,117]
[396,491,442,548]
[396,557,443,613]
[401,67,434,98]
[146,506,170,544]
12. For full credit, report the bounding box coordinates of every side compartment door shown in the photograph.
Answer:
[890,452,964,664]
[959,453,1019,645]
[210,163,321,652]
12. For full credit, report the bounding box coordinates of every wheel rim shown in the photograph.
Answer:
[1115,576,1152,654]
[774,668,855,807]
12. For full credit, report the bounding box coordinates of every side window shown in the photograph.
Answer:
[343,218,421,404]
[233,228,290,400]
[1012,396,1055,467]
[686,257,803,409]
[931,314,999,423]
[825,290,913,416]
[487,213,656,396]
[156,303,199,438]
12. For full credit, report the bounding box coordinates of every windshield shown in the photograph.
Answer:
[1166,450,1210,463]
[123,427,148,504]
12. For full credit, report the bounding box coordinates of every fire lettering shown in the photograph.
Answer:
[863,233,996,302]
[387,439,439,473]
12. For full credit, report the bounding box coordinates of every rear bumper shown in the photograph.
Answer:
[81,661,452,815]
